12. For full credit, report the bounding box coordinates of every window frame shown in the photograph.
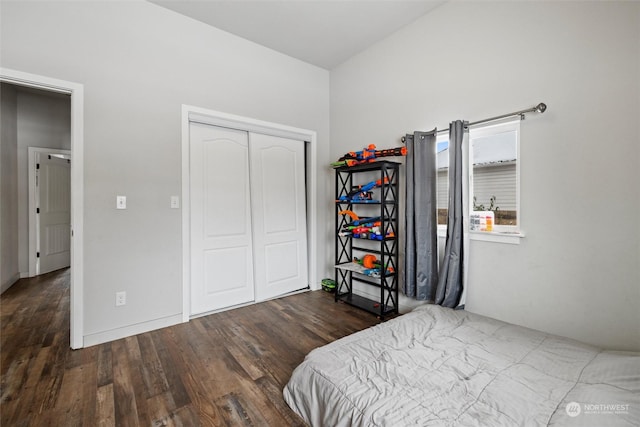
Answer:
[437,118,524,244]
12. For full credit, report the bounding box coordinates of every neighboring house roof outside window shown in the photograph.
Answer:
[437,131,517,169]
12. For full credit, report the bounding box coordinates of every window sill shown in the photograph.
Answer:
[469,230,524,245]
[437,227,524,244]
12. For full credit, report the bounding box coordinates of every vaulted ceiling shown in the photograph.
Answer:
[149,0,445,69]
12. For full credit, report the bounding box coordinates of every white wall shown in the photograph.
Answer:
[331,1,640,350]
[1,0,330,344]
[16,88,71,275]
[1,83,19,293]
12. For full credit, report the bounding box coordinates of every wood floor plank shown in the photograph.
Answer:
[215,391,262,427]
[159,327,225,426]
[149,330,191,409]
[146,391,177,426]
[1,268,382,426]
[179,373,224,426]
[137,333,170,398]
[10,346,52,424]
[81,359,99,426]
[255,375,307,427]
[51,364,84,427]
[96,384,116,427]
[112,339,141,427]
[96,343,113,388]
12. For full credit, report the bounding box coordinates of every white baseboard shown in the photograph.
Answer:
[82,313,183,348]
[0,273,21,294]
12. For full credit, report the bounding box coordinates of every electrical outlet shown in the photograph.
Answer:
[115,291,126,306]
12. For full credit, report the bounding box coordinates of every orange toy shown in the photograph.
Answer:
[362,254,377,269]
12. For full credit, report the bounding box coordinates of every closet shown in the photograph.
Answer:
[189,121,308,315]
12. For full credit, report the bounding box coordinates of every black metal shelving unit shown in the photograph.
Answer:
[334,161,399,320]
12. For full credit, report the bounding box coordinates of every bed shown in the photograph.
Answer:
[283,304,639,426]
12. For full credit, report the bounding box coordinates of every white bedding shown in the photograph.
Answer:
[283,304,640,426]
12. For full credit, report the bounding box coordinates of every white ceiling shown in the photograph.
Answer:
[149,0,445,69]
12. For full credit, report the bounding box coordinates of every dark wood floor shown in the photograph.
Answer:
[1,269,381,426]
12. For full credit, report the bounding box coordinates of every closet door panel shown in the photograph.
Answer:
[190,123,255,315]
[250,133,308,301]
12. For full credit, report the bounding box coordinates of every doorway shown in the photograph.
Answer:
[0,68,84,349]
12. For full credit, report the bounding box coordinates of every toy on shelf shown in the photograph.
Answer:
[337,177,389,202]
[331,144,407,168]
[355,254,379,269]
[352,255,394,277]
[338,211,381,225]
[337,210,392,240]
[338,210,360,221]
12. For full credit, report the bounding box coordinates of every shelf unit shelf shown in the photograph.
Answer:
[333,160,400,320]
[335,293,396,317]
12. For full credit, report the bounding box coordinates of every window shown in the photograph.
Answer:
[436,119,521,238]
[470,120,519,233]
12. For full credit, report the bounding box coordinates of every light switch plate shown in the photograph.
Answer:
[170,196,180,209]
[116,195,126,209]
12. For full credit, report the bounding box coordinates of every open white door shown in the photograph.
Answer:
[189,123,255,315]
[250,133,308,301]
[36,152,71,275]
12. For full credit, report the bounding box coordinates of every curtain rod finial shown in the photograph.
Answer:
[535,103,547,113]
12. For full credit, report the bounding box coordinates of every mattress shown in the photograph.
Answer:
[283,304,640,426]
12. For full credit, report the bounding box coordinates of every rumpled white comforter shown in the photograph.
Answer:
[283,304,639,426]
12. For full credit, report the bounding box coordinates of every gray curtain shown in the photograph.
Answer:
[435,120,467,308]
[404,130,438,300]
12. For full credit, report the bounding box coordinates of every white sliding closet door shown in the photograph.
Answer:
[250,133,308,301]
[189,122,308,315]
[190,123,255,315]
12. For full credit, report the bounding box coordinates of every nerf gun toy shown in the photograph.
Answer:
[351,224,379,239]
[352,227,394,240]
[338,211,382,229]
[338,210,360,221]
[342,219,381,231]
[337,177,389,202]
[331,144,407,168]
[349,215,381,226]
[337,211,394,239]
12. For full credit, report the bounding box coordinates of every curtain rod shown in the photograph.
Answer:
[432,102,547,135]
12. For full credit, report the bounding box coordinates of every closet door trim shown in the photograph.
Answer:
[189,111,311,143]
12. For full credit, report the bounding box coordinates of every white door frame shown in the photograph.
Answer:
[28,147,72,276]
[181,105,318,322]
[1,68,84,349]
